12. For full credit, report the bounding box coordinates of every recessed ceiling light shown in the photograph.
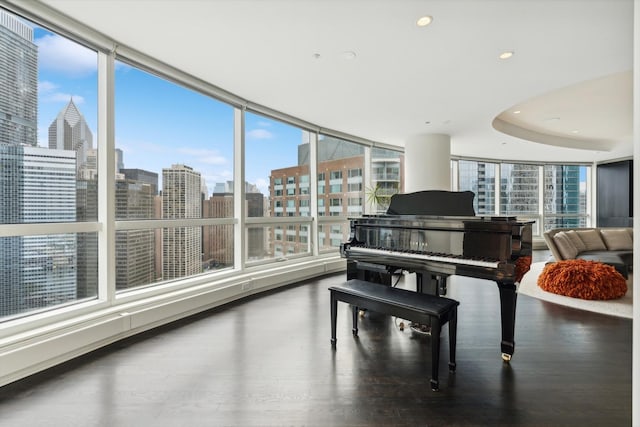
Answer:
[312,53,321,59]
[341,51,357,60]
[513,110,521,114]
[571,130,579,134]
[417,15,433,27]
[425,121,431,125]
[499,51,514,60]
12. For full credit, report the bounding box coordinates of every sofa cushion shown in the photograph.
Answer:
[575,229,607,251]
[600,228,633,250]
[565,230,587,252]
[577,252,628,278]
[553,232,578,259]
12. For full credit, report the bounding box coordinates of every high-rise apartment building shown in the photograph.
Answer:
[118,166,161,287]
[202,182,265,267]
[162,164,202,279]
[115,181,157,289]
[270,137,403,254]
[202,193,233,268]
[0,10,37,147]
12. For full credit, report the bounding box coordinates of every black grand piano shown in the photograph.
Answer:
[340,190,533,361]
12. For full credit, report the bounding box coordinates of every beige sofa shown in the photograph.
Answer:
[543,227,633,278]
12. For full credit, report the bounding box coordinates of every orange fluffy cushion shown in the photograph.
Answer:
[537,259,627,300]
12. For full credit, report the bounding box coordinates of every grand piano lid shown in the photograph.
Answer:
[386,190,476,216]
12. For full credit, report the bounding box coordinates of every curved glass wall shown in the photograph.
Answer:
[0,10,99,318]
[454,159,590,235]
[0,3,588,350]
[113,62,235,290]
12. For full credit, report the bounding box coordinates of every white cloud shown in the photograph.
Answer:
[38,80,85,104]
[38,80,58,93]
[36,34,97,77]
[200,155,227,165]
[177,148,228,165]
[117,140,169,157]
[45,92,85,104]
[246,129,274,140]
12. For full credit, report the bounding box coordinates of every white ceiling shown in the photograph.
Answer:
[37,0,634,163]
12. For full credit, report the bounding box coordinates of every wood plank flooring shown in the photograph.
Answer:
[0,257,632,426]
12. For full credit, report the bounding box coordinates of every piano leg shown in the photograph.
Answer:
[497,281,517,362]
[417,273,448,296]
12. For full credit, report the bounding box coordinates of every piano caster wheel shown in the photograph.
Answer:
[501,353,512,362]
[359,309,366,318]
[430,379,439,392]
[399,321,405,331]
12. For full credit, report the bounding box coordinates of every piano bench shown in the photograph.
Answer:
[329,279,459,391]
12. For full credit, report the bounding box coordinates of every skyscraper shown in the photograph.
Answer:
[0,10,37,147]
[0,11,81,316]
[0,144,78,316]
[48,98,94,173]
[48,101,98,302]
[115,166,158,289]
[162,164,202,279]
[202,193,233,268]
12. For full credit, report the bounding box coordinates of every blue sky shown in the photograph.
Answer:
[33,26,302,196]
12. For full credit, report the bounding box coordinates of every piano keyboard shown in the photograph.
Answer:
[346,245,501,268]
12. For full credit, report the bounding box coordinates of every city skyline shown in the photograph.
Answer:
[31,25,301,196]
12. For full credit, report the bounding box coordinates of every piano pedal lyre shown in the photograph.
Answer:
[409,322,432,336]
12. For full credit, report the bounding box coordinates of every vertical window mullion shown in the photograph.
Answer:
[235,107,245,270]
[98,49,116,302]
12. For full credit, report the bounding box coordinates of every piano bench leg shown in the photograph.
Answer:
[330,292,338,348]
[351,305,359,336]
[448,307,458,373]
[430,321,441,392]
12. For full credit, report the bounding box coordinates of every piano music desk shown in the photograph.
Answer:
[329,279,459,391]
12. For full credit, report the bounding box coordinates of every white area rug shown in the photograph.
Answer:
[518,261,632,319]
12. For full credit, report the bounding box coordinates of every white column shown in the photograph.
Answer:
[404,133,451,192]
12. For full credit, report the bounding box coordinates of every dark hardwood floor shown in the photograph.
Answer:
[0,254,632,426]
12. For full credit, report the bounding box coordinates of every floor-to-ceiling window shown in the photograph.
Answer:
[543,164,589,229]
[455,159,590,235]
[0,9,99,320]
[114,62,235,290]
[457,160,496,215]
[244,112,312,263]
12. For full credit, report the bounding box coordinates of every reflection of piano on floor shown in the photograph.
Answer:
[340,190,533,361]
